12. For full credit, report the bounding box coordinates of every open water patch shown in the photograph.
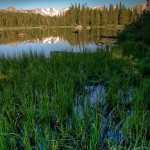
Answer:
[74,82,134,147]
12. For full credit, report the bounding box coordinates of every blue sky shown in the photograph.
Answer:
[0,0,146,10]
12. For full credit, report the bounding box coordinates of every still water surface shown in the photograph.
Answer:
[0,28,118,57]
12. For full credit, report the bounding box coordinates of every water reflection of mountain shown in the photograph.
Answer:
[0,28,118,46]
[7,36,67,47]
[42,37,67,44]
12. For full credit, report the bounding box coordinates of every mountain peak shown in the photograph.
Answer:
[136,3,149,13]
[33,7,60,16]
[92,6,103,10]
[7,6,16,11]
[4,6,68,16]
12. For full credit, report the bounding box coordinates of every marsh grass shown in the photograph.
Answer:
[0,45,149,149]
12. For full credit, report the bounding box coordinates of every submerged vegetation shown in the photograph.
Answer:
[0,2,150,150]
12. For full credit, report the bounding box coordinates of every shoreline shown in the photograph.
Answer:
[0,25,124,31]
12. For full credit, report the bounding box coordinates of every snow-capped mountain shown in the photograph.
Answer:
[59,8,69,15]
[136,3,148,12]
[6,6,18,12]
[92,6,104,11]
[4,6,69,16]
[32,7,69,16]
[32,8,60,16]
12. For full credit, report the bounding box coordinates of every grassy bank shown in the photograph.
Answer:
[0,45,149,149]
[0,26,45,31]
[0,24,121,31]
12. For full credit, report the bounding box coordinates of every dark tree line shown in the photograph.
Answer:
[0,3,139,27]
[0,12,50,27]
[119,8,150,45]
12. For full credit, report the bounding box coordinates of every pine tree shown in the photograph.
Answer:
[108,4,115,24]
[101,6,108,25]
[115,4,119,25]
[77,4,81,25]
[95,9,101,26]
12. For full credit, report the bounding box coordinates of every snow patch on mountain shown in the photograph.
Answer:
[32,7,68,16]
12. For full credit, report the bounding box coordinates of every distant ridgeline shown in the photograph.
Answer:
[0,3,141,27]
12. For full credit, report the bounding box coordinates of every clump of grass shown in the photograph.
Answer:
[0,47,149,149]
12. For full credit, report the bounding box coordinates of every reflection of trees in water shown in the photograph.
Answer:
[0,29,46,45]
[0,28,118,46]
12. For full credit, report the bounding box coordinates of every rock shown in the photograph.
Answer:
[75,25,83,30]
[86,26,91,30]
[18,33,27,37]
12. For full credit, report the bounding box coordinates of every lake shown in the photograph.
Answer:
[0,28,118,57]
